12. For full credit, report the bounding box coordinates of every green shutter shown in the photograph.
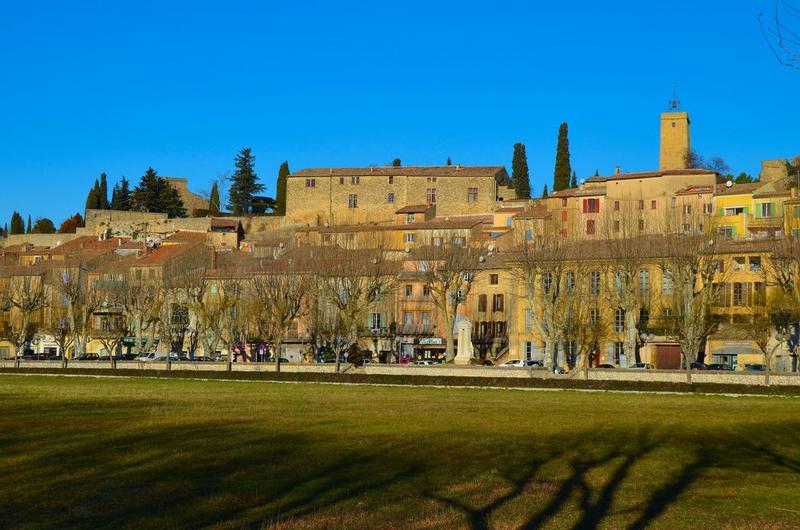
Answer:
[718,208,725,215]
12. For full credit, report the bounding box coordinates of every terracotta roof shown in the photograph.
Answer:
[132,244,199,266]
[163,231,208,243]
[548,186,607,198]
[587,168,715,183]
[714,182,762,196]
[395,204,430,214]
[676,184,715,196]
[514,205,551,220]
[211,218,241,230]
[290,165,508,181]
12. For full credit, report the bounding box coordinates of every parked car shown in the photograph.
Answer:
[413,360,435,366]
[74,353,100,361]
[114,353,137,361]
[191,356,213,362]
[45,354,63,361]
[597,364,615,369]
[552,366,566,374]
[501,360,523,368]
[706,363,734,371]
[743,364,767,372]
[631,363,655,370]
[136,352,178,362]
[264,357,290,363]
[690,362,708,371]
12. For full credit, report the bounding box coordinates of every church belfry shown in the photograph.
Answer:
[659,95,690,170]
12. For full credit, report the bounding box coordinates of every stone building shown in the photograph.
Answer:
[285,165,515,226]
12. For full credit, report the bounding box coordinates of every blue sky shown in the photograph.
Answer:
[1,0,798,227]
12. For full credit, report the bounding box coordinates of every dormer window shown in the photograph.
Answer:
[406,213,416,224]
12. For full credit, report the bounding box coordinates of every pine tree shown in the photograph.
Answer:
[26,215,32,234]
[511,143,531,199]
[209,181,221,215]
[392,158,402,167]
[553,122,572,191]
[32,218,56,234]
[542,184,549,198]
[274,161,289,216]
[227,148,264,214]
[131,167,186,218]
[110,177,132,210]
[10,212,24,235]
[99,173,109,209]
[570,171,577,188]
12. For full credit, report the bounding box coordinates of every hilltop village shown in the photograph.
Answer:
[2,109,799,373]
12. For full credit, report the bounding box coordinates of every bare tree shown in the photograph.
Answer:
[252,272,309,372]
[119,274,163,357]
[316,246,397,371]
[2,274,49,367]
[760,1,800,70]
[564,296,610,379]
[416,241,485,362]
[40,302,73,368]
[601,207,656,367]
[514,235,585,370]
[51,264,102,359]
[658,234,731,379]
[764,237,800,371]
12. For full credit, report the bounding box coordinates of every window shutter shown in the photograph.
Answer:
[582,199,588,213]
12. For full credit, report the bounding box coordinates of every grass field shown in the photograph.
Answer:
[1,376,799,529]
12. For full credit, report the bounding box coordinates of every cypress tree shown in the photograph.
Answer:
[594,169,600,177]
[570,171,577,188]
[85,179,100,210]
[99,173,109,209]
[227,148,264,215]
[10,212,24,235]
[274,161,289,216]
[26,215,32,234]
[209,181,221,215]
[553,122,572,191]
[511,143,531,199]
[446,157,452,166]
[542,184,549,198]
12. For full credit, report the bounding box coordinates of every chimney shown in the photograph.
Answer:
[615,166,621,175]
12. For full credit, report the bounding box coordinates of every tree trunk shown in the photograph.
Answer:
[624,310,638,366]
[275,339,283,373]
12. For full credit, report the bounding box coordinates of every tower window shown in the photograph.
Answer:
[672,122,676,128]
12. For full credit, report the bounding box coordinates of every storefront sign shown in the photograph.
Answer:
[418,337,443,345]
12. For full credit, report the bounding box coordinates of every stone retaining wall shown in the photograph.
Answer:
[2,360,797,386]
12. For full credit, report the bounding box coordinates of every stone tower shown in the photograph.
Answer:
[659,111,691,170]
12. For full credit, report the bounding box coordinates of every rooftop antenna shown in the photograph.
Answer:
[668,83,680,110]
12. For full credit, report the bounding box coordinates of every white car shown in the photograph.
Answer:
[136,352,178,362]
[630,363,655,370]
[501,359,544,368]
[412,360,435,366]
